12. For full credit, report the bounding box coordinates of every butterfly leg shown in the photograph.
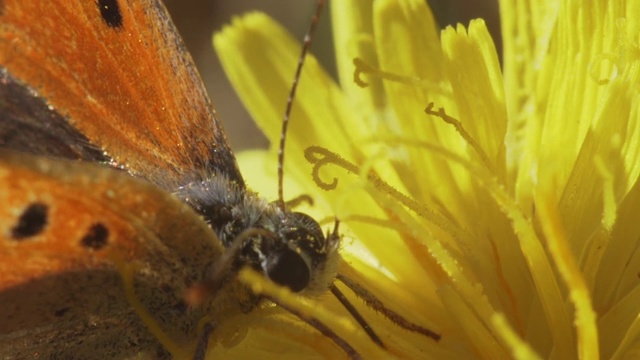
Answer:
[335,273,441,341]
[192,322,215,360]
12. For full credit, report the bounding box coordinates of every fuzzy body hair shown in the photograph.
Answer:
[175,171,341,298]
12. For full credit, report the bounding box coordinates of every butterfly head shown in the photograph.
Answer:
[257,210,341,294]
[177,177,341,296]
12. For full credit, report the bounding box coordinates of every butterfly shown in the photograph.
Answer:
[0,0,344,358]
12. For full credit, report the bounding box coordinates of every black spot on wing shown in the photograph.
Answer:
[11,203,48,240]
[97,0,123,28]
[80,223,110,250]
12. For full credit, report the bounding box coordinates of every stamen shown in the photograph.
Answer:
[369,138,575,350]
[305,137,575,351]
[304,145,472,245]
[491,313,543,359]
[305,145,355,190]
[536,194,599,358]
[365,137,573,349]
[594,155,617,230]
[353,58,451,97]
[353,58,424,88]
[425,102,493,171]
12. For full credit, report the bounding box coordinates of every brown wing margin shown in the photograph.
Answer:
[0,69,111,162]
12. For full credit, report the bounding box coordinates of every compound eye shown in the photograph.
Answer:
[289,212,324,242]
[265,248,310,292]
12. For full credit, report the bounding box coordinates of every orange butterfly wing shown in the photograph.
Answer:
[0,1,296,357]
[0,151,224,358]
[0,0,242,188]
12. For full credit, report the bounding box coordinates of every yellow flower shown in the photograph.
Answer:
[212,0,640,358]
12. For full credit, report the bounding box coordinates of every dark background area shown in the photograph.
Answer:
[163,0,500,151]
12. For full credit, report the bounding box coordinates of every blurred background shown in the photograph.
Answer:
[163,0,500,151]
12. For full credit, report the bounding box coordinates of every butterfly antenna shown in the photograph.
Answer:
[277,0,325,211]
